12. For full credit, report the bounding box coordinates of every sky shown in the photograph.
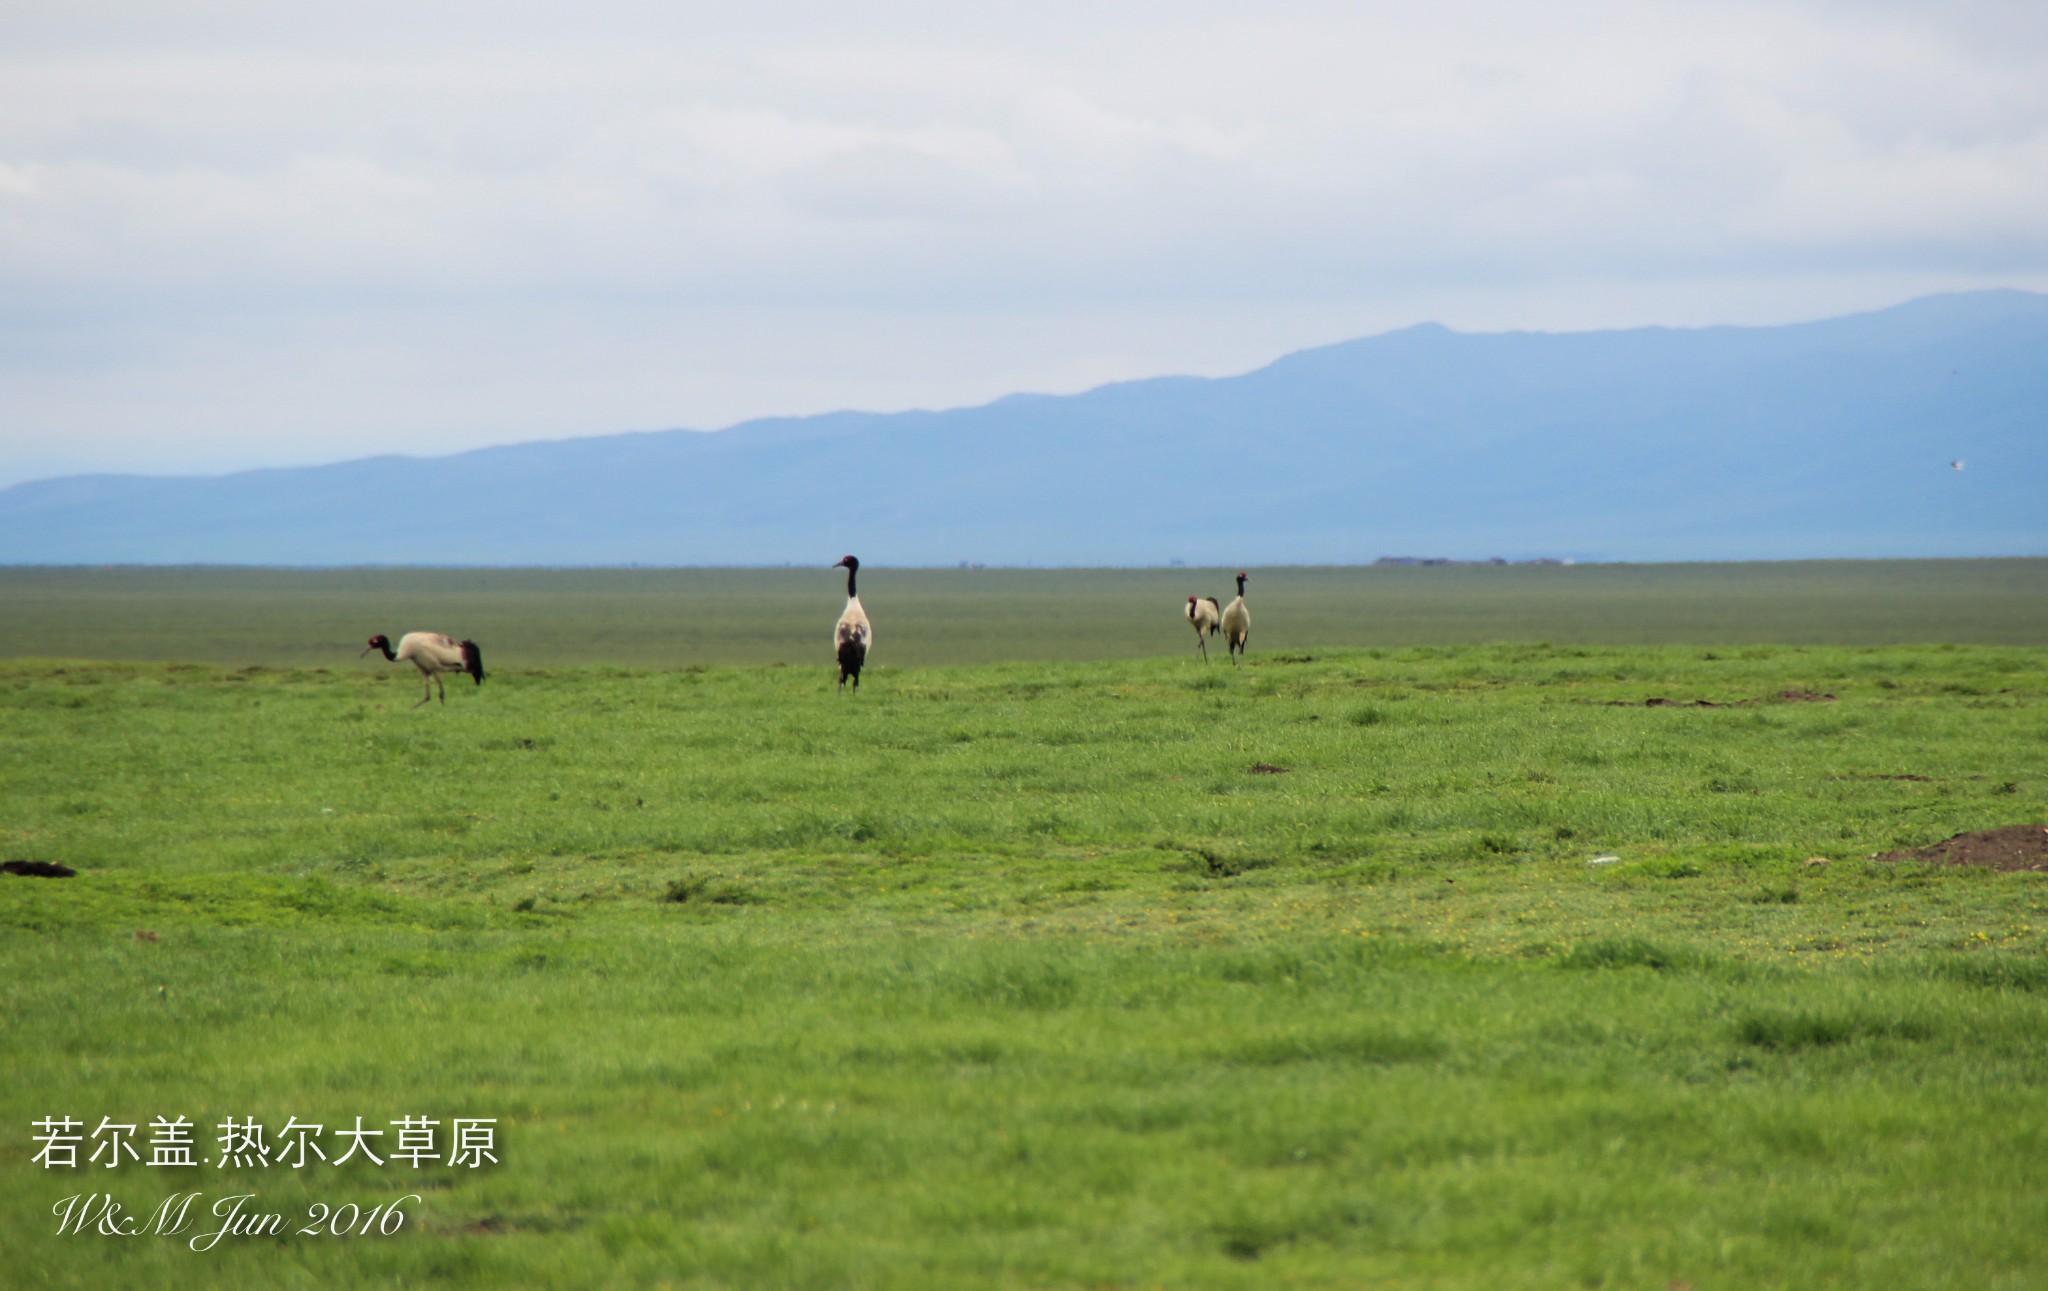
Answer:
[2,0,2045,488]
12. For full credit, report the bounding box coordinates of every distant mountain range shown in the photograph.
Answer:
[4,290,2043,565]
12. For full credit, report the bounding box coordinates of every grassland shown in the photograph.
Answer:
[3,565,2047,1288]
[2,558,2045,668]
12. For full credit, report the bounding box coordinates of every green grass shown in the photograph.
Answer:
[4,631,2048,1286]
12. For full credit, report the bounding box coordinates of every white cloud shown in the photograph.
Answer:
[2,0,2046,485]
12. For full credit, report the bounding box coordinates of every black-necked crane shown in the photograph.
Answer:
[1185,595,1220,662]
[833,555,871,692]
[361,633,485,708]
[1221,571,1251,665]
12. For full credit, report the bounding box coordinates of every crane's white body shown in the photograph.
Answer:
[1185,596,1221,662]
[836,600,871,677]
[1221,572,1251,665]
[395,632,467,672]
[833,557,872,692]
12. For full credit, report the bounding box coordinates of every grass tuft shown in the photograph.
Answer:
[1929,955,2048,993]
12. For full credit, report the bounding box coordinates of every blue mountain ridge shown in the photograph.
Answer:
[3,289,2042,565]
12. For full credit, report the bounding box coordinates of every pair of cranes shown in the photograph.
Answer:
[1186,572,1252,665]
[838,560,1252,693]
[355,556,872,707]
[841,559,1256,686]
[359,558,1240,707]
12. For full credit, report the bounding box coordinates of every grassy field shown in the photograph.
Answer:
[2,558,2046,668]
[3,566,2047,1287]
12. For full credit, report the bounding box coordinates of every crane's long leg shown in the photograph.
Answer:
[411,667,434,709]
[436,674,447,705]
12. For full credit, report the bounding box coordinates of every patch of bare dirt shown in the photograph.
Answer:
[1247,763,1290,775]
[2,860,75,878]
[1877,825,2048,872]
[1613,690,1836,708]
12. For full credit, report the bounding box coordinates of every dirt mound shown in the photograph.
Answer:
[1878,825,2048,872]
[1,860,75,878]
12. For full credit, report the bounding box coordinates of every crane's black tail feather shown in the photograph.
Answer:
[838,639,866,691]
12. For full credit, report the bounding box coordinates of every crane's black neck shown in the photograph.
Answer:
[1236,574,1247,597]
[373,636,396,661]
[845,565,859,598]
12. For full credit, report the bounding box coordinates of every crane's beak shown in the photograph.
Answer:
[358,644,375,657]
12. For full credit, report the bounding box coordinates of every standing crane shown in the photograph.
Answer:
[1221,571,1251,665]
[1185,595,1220,662]
[361,633,485,708]
[833,555,871,692]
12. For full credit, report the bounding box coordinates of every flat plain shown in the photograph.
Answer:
[2,561,2046,1288]
[3,558,2047,668]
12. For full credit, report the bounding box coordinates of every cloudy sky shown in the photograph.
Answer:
[2,0,2044,487]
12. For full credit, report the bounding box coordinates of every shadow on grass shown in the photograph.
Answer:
[1556,937,1701,972]
[1735,1010,1935,1050]
[1215,1028,1445,1066]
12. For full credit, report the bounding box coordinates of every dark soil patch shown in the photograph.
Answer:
[1248,763,1291,775]
[1878,825,2048,872]
[1186,849,1272,878]
[2,860,76,878]
[1611,690,1835,708]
